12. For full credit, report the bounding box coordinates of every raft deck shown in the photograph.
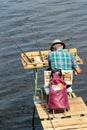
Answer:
[35,96,87,130]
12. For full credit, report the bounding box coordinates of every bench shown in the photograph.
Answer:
[44,70,73,95]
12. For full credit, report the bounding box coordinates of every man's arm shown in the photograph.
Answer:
[71,54,82,74]
[75,67,81,74]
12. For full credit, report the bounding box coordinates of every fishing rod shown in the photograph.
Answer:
[28,17,44,62]
[8,33,36,66]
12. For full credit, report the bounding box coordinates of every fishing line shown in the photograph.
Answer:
[11,37,36,129]
[66,20,74,48]
[27,16,55,129]
[28,17,44,62]
[7,16,51,129]
[12,37,32,63]
[6,29,40,129]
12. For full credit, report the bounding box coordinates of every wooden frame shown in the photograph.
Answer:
[21,48,83,69]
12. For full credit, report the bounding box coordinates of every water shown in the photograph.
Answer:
[0,0,87,129]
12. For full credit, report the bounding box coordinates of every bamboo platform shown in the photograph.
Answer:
[35,96,87,130]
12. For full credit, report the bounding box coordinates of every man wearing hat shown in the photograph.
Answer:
[48,39,81,74]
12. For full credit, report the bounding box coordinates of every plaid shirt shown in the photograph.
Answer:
[48,48,79,70]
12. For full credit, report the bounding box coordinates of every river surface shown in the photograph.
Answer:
[0,0,87,129]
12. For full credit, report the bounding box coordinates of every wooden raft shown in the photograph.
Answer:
[20,48,85,129]
[35,97,87,130]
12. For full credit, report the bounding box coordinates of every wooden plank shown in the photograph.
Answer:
[36,105,87,120]
[21,50,50,69]
[44,70,73,87]
[41,116,87,129]
[35,97,87,119]
[72,92,77,97]
[68,97,86,106]
[43,124,87,130]
[35,103,49,119]
[44,126,87,130]
[35,94,87,130]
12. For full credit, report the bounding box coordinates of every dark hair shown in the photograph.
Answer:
[50,45,54,51]
[51,68,62,77]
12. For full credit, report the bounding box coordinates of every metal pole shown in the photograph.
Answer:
[33,68,38,100]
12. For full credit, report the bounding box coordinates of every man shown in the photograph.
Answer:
[48,39,81,74]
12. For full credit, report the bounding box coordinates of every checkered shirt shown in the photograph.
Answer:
[48,48,79,70]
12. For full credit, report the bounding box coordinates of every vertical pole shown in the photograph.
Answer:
[33,68,38,101]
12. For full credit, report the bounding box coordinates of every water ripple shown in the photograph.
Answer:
[0,0,87,129]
